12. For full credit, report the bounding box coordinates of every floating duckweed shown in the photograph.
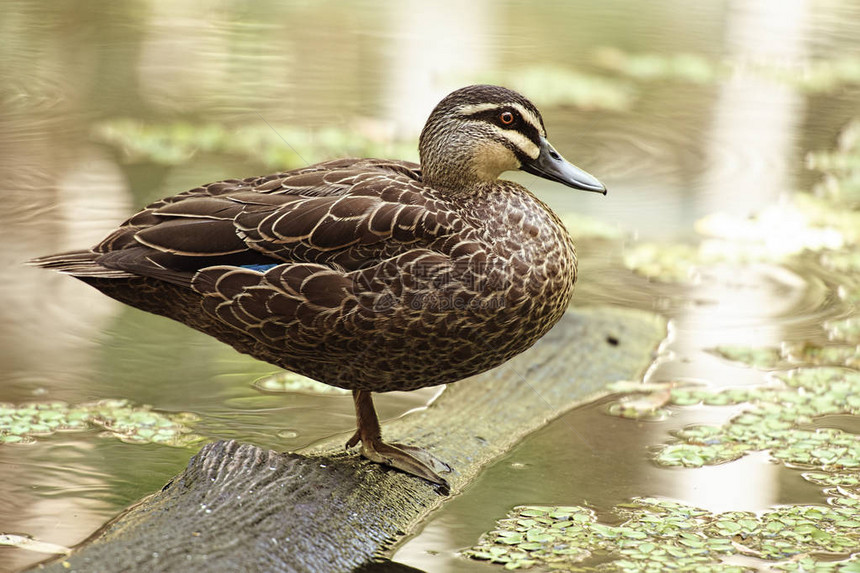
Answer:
[776,367,857,391]
[815,172,860,209]
[782,343,860,369]
[253,371,350,395]
[594,48,722,83]
[668,387,709,406]
[712,343,859,370]
[802,471,860,488]
[561,212,625,241]
[711,345,784,369]
[623,245,666,281]
[657,443,750,467]
[655,374,860,470]
[479,66,634,111]
[626,192,856,284]
[596,49,860,94]
[622,243,703,282]
[611,368,859,472]
[807,118,860,208]
[822,248,860,274]
[1,435,35,445]
[673,425,724,443]
[779,57,860,93]
[696,201,846,256]
[93,119,418,170]
[606,390,671,421]
[0,399,201,447]
[463,505,597,569]
[802,201,860,249]
[466,497,860,572]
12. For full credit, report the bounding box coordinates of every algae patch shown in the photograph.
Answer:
[595,47,860,94]
[93,119,417,170]
[624,114,860,283]
[594,48,721,84]
[825,317,860,344]
[646,368,860,470]
[623,196,851,283]
[478,66,634,111]
[807,118,860,208]
[466,350,860,570]
[464,497,860,572]
[561,213,625,242]
[0,399,201,447]
[712,344,859,370]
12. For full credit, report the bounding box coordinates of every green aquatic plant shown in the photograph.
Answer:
[826,317,860,344]
[655,368,860,469]
[808,118,860,209]
[595,48,721,84]
[710,345,785,369]
[605,393,671,421]
[602,382,675,420]
[561,213,625,242]
[595,47,860,94]
[823,250,860,273]
[622,243,704,283]
[472,66,634,111]
[624,196,855,283]
[93,119,417,170]
[500,366,860,570]
[713,344,859,370]
[464,498,860,571]
[0,399,201,447]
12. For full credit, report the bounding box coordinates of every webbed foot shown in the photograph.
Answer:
[347,390,450,491]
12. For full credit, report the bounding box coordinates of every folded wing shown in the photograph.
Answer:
[85,159,462,287]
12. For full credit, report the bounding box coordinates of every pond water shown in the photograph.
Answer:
[1,0,859,571]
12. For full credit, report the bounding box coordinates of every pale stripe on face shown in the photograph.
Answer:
[485,125,540,160]
[456,102,544,134]
[456,102,545,160]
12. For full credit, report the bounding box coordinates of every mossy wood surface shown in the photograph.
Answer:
[34,307,666,573]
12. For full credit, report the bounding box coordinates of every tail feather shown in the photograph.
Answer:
[27,251,136,279]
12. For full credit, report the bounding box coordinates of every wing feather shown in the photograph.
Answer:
[70,159,452,288]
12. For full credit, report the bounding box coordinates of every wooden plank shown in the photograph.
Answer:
[34,307,666,573]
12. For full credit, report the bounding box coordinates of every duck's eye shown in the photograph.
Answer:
[499,111,515,125]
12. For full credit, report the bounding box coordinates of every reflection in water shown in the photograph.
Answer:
[3,146,130,396]
[0,147,131,571]
[138,3,297,116]
[385,0,492,137]
[674,0,811,517]
[698,0,809,218]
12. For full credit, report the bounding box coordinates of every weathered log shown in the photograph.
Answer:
[34,307,666,573]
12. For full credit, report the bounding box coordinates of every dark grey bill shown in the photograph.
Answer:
[520,136,607,194]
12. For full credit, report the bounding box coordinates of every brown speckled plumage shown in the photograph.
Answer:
[32,85,605,487]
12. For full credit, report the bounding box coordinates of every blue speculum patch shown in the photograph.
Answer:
[241,263,279,272]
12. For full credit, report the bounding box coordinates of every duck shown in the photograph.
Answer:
[31,85,606,489]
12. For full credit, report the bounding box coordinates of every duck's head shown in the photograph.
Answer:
[418,84,606,195]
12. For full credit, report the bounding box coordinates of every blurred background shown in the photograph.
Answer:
[1,0,859,571]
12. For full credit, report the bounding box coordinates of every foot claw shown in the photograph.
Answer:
[389,442,452,475]
[345,430,360,449]
[346,436,450,488]
[348,390,450,491]
[362,440,450,488]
